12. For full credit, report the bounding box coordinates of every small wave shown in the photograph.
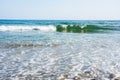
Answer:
[0,25,56,32]
[1,43,62,48]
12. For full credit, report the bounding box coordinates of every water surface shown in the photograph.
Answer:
[0,20,120,79]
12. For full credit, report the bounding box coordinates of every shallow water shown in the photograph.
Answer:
[0,20,120,80]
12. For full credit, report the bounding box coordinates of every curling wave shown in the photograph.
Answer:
[56,24,114,33]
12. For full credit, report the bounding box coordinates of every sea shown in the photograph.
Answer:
[0,20,120,80]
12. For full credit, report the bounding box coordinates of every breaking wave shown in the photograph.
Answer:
[0,24,115,33]
[0,25,56,32]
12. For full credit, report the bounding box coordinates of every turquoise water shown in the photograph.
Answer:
[0,20,120,79]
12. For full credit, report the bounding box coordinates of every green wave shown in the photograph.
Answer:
[56,25,113,33]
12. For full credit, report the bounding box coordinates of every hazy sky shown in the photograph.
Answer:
[0,0,120,20]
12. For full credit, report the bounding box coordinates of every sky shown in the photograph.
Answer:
[0,0,120,20]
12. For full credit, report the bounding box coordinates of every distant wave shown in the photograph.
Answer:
[0,24,115,33]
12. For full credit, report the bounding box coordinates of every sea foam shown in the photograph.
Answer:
[0,25,56,31]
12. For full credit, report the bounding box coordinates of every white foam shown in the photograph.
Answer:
[37,25,56,31]
[0,25,56,32]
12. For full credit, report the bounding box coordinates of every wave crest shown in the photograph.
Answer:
[56,25,113,33]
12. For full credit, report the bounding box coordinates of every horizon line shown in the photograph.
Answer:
[0,19,120,21]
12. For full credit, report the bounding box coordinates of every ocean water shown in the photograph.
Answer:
[0,20,120,80]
